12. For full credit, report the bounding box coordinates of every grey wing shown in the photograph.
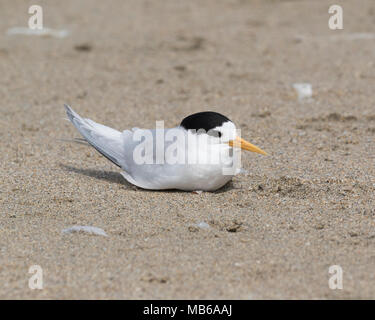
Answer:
[120,127,187,189]
[64,104,125,167]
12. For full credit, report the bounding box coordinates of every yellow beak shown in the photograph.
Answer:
[228,136,267,155]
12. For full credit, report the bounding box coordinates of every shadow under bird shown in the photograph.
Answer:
[64,105,266,191]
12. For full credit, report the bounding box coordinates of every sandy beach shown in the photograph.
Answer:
[0,0,375,299]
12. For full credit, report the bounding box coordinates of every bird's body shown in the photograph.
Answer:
[64,105,266,191]
[121,129,235,191]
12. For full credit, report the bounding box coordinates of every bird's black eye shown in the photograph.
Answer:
[207,130,222,138]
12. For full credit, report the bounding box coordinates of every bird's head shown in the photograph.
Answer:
[180,111,267,155]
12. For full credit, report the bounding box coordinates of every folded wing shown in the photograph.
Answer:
[64,104,124,167]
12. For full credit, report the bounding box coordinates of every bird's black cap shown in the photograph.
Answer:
[180,111,230,132]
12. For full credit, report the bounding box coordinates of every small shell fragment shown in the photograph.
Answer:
[7,27,69,38]
[62,225,108,236]
[293,83,313,101]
